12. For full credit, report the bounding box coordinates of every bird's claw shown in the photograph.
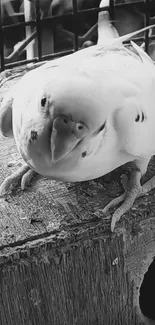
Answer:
[99,171,147,232]
[20,168,36,190]
[0,165,36,196]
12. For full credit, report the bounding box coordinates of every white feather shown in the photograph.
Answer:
[1,9,155,182]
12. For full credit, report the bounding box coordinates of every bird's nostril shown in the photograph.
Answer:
[74,123,87,138]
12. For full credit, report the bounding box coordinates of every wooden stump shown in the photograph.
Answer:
[0,65,155,325]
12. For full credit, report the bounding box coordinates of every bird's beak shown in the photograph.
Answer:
[51,115,88,163]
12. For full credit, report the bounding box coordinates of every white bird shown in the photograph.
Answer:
[0,3,155,231]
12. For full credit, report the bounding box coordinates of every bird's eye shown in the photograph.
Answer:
[77,124,84,130]
[63,117,69,124]
[98,122,106,133]
[41,96,47,108]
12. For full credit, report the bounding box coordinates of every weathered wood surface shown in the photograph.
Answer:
[0,64,155,325]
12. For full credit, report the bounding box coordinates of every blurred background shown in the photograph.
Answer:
[0,0,155,70]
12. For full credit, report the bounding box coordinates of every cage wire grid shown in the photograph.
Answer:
[0,0,155,71]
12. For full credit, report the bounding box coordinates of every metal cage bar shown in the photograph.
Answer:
[109,0,115,22]
[0,0,154,71]
[35,0,42,61]
[72,0,79,51]
[0,0,5,71]
[144,0,150,52]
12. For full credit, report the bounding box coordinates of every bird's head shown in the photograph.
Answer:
[1,66,112,177]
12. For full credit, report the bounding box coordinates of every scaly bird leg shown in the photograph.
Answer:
[110,169,142,231]
[102,166,155,232]
[0,164,37,196]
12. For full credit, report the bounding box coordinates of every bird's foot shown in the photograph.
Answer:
[0,164,37,196]
[101,169,153,232]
